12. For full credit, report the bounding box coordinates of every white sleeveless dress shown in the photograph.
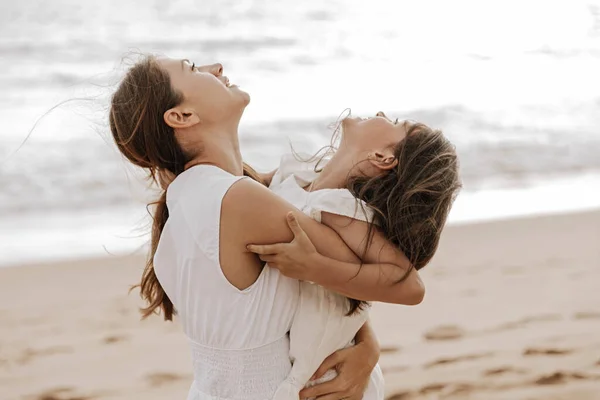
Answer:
[153,165,300,400]
[269,154,385,400]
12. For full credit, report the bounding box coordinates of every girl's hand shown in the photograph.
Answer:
[247,212,320,281]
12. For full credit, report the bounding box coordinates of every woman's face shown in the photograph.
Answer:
[158,57,250,125]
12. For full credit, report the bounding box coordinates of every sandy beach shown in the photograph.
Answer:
[1,210,599,400]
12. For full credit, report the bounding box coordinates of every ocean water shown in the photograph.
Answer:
[1,0,600,266]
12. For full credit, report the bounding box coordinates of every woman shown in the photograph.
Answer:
[109,55,426,400]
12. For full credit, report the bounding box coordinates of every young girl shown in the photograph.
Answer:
[249,113,461,399]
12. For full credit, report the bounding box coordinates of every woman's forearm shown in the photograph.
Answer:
[307,253,425,304]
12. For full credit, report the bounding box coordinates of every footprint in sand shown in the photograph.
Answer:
[534,371,590,385]
[37,394,91,400]
[419,382,476,397]
[418,383,448,395]
[18,346,72,364]
[387,383,475,399]
[381,365,409,374]
[523,347,573,356]
[380,345,401,354]
[492,314,562,332]
[386,391,414,400]
[34,387,92,400]
[444,383,476,396]
[423,325,466,341]
[573,311,600,320]
[483,366,528,376]
[502,265,524,275]
[425,352,493,368]
[102,334,129,345]
[146,372,188,387]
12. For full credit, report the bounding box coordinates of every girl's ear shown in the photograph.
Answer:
[367,150,398,171]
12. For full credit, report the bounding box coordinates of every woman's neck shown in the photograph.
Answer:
[181,123,244,176]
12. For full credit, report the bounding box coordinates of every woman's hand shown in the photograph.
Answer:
[299,329,380,400]
[247,212,321,281]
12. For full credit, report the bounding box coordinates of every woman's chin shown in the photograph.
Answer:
[235,88,251,106]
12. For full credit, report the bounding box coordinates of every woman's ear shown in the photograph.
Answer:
[367,150,398,171]
[164,108,200,129]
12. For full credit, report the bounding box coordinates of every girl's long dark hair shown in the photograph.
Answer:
[304,119,461,315]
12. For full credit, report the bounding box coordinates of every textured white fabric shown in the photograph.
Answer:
[188,336,292,400]
[154,165,300,400]
[270,154,385,400]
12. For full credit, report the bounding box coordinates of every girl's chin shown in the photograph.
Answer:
[343,116,361,123]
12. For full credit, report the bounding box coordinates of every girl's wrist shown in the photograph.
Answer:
[303,252,327,283]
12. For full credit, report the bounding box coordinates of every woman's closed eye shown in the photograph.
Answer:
[190,62,196,72]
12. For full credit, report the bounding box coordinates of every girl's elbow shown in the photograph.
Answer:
[395,281,425,306]
[408,285,426,305]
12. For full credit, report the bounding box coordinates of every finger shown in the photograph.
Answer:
[314,391,350,400]
[258,255,277,264]
[312,352,340,380]
[286,212,306,238]
[246,244,282,254]
[299,378,339,399]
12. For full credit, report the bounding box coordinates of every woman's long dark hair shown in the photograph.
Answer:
[110,55,263,321]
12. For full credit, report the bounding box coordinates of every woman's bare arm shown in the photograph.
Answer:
[230,178,424,304]
[246,207,425,304]
[224,178,360,264]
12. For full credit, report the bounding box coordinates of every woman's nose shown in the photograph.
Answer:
[211,63,223,77]
[376,111,386,118]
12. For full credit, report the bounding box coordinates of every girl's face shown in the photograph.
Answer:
[340,112,412,176]
[341,112,409,151]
